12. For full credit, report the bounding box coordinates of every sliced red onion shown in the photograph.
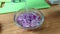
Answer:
[17,12,41,28]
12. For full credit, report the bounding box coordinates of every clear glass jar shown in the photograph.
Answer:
[14,9,44,30]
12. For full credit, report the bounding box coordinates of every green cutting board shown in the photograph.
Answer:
[0,0,50,14]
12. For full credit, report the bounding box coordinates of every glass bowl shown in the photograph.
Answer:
[14,9,44,30]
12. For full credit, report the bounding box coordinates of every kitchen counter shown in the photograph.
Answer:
[0,5,60,34]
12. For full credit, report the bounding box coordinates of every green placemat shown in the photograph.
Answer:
[0,0,50,14]
[0,0,11,2]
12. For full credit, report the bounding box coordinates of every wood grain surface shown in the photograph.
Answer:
[0,5,60,34]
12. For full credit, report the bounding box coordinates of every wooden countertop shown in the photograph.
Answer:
[0,5,60,34]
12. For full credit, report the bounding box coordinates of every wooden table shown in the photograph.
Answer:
[0,5,60,34]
